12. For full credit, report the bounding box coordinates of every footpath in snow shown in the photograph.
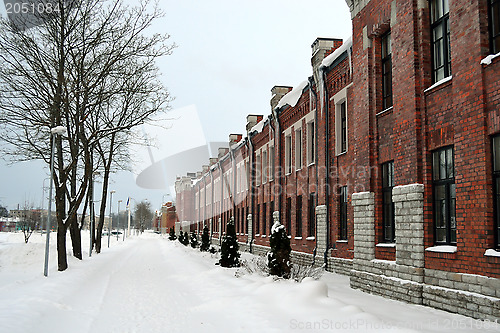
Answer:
[0,231,498,333]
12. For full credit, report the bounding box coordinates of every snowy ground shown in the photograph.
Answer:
[0,231,498,333]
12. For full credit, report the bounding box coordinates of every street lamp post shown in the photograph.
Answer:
[127,197,131,237]
[41,178,50,236]
[117,200,122,241]
[108,190,115,248]
[44,126,67,277]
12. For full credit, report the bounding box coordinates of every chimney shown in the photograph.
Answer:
[270,86,293,111]
[218,147,229,159]
[186,172,196,178]
[196,171,202,178]
[229,134,243,145]
[202,165,209,173]
[311,38,343,83]
[246,114,264,132]
[209,158,218,165]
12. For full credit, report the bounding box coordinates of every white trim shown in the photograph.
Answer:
[484,249,500,257]
[376,243,396,248]
[306,236,315,241]
[424,75,452,93]
[480,52,500,66]
[336,240,348,243]
[425,245,457,253]
[294,237,303,240]
[334,87,349,156]
[376,106,393,117]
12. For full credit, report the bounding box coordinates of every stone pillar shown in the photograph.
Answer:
[247,214,253,243]
[392,184,425,268]
[352,192,375,262]
[315,205,327,255]
[218,217,222,241]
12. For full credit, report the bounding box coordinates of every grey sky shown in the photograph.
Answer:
[0,0,351,213]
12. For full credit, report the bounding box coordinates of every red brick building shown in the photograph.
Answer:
[175,0,500,320]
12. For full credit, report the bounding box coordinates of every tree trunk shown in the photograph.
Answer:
[69,215,82,259]
[57,226,68,271]
[95,166,111,253]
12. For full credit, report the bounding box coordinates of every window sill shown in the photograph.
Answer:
[424,75,452,93]
[306,236,315,241]
[376,243,395,248]
[480,52,500,66]
[425,245,457,253]
[255,234,260,237]
[261,235,267,238]
[294,237,303,240]
[376,106,393,117]
[336,240,348,243]
[336,151,347,157]
[307,162,315,167]
[484,249,500,257]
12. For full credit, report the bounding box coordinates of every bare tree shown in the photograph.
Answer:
[134,200,153,233]
[19,204,41,244]
[0,0,173,270]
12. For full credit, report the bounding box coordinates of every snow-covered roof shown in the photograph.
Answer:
[275,80,309,109]
[320,36,352,69]
[249,114,269,134]
[230,137,246,150]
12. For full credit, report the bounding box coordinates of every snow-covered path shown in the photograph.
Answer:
[0,232,498,333]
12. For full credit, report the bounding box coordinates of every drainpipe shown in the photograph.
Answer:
[246,132,255,253]
[308,76,319,266]
[268,114,277,221]
[271,108,283,223]
[218,160,223,247]
[209,168,214,239]
[321,67,331,268]
[229,144,236,242]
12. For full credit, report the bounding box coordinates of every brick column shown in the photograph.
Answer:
[352,192,375,262]
[392,184,425,268]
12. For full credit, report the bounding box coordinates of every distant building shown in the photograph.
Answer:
[157,202,178,234]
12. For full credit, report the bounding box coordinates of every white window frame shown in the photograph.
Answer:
[295,128,302,171]
[333,86,349,156]
[256,153,261,186]
[269,145,275,181]
[307,120,315,165]
[262,149,268,184]
[285,134,292,175]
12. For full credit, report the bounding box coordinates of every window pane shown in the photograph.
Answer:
[440,149,447,180]
[446,147,454,178]
[494,136,500,172]
[435,184,447,243]
[390,162,394,186]
[450,184,456,243]
[494,0,500,53]
[433,151,440,180]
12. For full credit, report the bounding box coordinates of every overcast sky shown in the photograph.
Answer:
[0,0,351,213]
